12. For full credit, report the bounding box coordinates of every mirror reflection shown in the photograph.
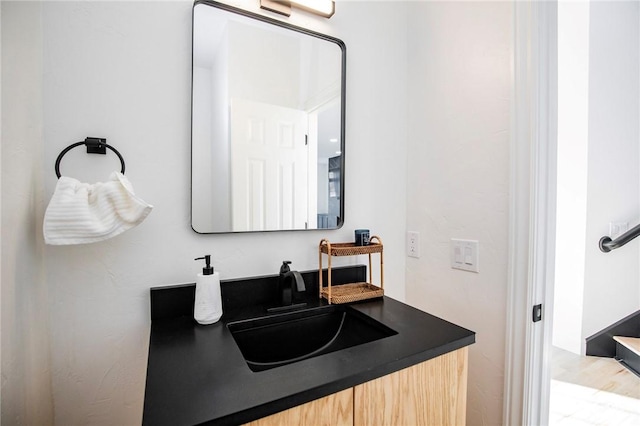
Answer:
[191,1,346,233]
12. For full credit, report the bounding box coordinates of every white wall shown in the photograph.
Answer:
[228,21,301,108]
[553,0,640,354]
[318,162,329,214]
[1,2,54,424]
[2,1,408,424]
[1,1,3,419]
[553,0,590,354]
[191,65,215,231]
[405,2,512,425]
[582,0,640,341]
[210,38,232,231]
[0,0,2,418]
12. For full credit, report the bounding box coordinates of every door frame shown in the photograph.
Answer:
[504,1,558,425]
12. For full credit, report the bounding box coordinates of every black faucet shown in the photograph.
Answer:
[278,261,306,306]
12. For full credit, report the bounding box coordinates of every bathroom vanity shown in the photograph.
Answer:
[143,266,475,425]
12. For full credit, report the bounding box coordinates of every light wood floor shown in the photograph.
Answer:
[550,346,640,425]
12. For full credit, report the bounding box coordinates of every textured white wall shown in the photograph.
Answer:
[405,2,512,425]
[1,2,54,424]
[28,1,407,424]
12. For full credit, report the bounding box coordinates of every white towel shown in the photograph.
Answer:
[44,171,153,245]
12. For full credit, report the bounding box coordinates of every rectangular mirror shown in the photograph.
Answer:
[191,0,346,233]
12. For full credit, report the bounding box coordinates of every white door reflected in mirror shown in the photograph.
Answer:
[230,99,311,231]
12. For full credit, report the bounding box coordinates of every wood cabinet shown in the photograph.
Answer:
[246,347,468,426]
[354,347,468,425]
[245,388,353,426]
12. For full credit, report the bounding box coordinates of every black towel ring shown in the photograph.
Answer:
[55,137,126,179]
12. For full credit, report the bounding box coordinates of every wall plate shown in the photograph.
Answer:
[450,239,479,273]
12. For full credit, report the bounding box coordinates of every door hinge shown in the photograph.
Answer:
[305,134,308,146]
[532,304,543,322]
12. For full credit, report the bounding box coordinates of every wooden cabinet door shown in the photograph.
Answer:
[244,388,353,426]
[354,347,468,426]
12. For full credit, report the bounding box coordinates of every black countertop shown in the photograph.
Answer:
[143,267,475,426]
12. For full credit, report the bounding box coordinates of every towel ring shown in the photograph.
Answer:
[55,137,126,178]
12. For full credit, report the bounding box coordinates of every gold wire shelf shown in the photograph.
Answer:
[318,236,384,304]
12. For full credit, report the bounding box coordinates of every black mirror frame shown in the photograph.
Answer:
[190,0,346,234]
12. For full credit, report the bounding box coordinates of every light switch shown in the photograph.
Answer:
[451,239,479,273]
[464,247,472,265]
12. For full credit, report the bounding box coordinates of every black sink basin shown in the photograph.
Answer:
[227,305,397,372]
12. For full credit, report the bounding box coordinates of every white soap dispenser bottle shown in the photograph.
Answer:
[194,255,222,325]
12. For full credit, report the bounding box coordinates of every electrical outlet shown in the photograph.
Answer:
[407,231,420,258]
[451,239,479,273]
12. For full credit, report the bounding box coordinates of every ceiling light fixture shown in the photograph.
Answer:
[260,0,335,18]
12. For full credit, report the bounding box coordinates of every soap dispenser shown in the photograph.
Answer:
[194,255,222,325]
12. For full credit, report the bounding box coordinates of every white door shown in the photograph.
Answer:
[230,98,309,231]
